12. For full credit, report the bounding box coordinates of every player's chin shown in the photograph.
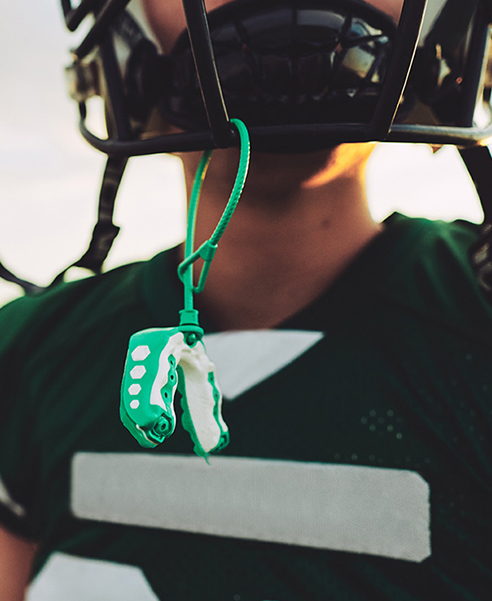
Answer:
[248,146,339,177]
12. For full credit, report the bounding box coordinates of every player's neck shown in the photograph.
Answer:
[180,149,382,331]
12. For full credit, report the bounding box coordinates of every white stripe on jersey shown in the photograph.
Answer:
[202,330,324,399]
[72,453,431,562]
[27,553,158,601]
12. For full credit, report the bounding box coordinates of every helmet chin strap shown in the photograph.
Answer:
[462,144,492,302]
[120,118,250,457]
[50,156,127,287]
[0,155,126,296]
[0,261,43,295]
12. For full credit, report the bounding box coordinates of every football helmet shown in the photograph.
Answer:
[63,0,492,154]
[3,0,492,290]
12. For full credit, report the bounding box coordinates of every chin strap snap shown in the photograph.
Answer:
[120,118,250,456]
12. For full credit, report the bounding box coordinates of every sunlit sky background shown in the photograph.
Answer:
[0,0,485,307]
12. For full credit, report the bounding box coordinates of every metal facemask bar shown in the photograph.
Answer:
[74,0,428,154]
[389,0,492,145]
[67,0,492,152]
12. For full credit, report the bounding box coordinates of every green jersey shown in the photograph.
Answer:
[1,214,491,600]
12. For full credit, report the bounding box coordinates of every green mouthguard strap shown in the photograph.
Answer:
[177,118,250,335]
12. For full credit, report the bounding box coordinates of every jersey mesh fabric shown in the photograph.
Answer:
[1,214,492,600]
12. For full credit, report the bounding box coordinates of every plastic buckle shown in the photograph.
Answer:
[177,239,218,294]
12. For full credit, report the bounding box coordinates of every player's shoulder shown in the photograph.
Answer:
[382,213,492,333]
[385,212,479,250]
[0,259,147,360]
[382,212,480,278]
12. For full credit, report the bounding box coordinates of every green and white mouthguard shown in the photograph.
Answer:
[120,119,250,457]
[120,327,228,456]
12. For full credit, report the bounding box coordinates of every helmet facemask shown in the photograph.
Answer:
[64,0,429,153]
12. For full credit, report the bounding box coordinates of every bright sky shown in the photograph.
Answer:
[0,0,484,307]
